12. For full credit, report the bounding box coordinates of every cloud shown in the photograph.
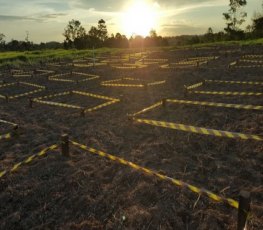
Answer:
[0,15,42,22]
[39,13,68,19]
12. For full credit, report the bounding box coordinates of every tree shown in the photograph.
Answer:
[97,19,108,42]
[204,27,214,42]
[63,20,86,48]
[223,0,247,39]
[0,33,5,44]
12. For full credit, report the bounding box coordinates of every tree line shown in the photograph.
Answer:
[0,0,262,51]
[62,19,168,49]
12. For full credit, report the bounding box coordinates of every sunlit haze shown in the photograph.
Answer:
[0,0,261,42]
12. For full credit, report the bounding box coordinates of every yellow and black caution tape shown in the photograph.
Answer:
[49,72,99,83]
[72,91,120,102]
[242,55,263,59]
[205,80,263,86]
[0,133,12,141]
[9,89,44,99]
[33,91,119,113]
[101,78,165,88]
[85,100,119,112]
[70,140,239,209]
[166,99,263,111]
[0,144,58,178]
[33,99,83,109]
[134,118,263,141]
[186,82,203,90]
[189,90,263,96]
[160,64,197,69]
[35,91,71,100]
[20,81,46,89]
[239,59,263,64]
[0,82,17,88]
[130,102,162,117]
[233,65,263,68]
[147,80,166,86]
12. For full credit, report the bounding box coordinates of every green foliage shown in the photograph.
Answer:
[223,0,247,39]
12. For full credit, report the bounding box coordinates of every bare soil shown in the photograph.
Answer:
[0,46,262,230]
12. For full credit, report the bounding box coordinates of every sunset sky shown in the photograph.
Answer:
[0,0,261,43]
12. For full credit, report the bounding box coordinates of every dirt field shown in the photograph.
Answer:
[0,46,262,229]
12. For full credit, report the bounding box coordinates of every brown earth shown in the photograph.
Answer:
[0,46,262,230]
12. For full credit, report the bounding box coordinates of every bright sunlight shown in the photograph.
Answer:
[121,0,159,37]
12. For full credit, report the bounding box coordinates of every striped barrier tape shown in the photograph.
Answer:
[33,99,83,109]
[72,91,120,102]
[134,118,263,141]
[130,102,162,117]
[232,65,263,68]
[189,90,263,96]
[102,83,145,87]
[70,140,239,209]
[160,64,197,69]
[187,56,218,61]
[0,82,17,88]
[85,100,119,112]
[49,72,99,83]
[0,144,58,178]
[0,133,12,141]
[205,80,263,86]
[242,55,263,59]
[35,91,71,100]
[166,99,263,111]
[147,80,166,86]
[13,74,32,78]
[20,81,46,89]
[239,59,263,64]
[9,88,44,99]
[186,82,203,90]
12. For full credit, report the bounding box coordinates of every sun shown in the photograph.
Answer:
[122,1,159,37]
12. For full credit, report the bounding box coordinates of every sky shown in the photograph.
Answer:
[0,0,262,43]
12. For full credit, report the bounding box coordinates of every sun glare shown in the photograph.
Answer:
[122,1,159,37]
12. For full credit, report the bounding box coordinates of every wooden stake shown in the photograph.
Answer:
[61,134,69,157]
[237,191,251,230]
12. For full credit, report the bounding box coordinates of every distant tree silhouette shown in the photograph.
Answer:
[63,20,86,49]
[223,0,247,39]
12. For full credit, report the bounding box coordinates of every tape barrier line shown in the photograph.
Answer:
[33,91,119,113]
[35,91,71,100]
[49,72,100,83]
[232,64,263,68]
[20,81,46,89]
[205,80,263,86]
[243,55,263,59]
[186,82,203,90]
[0,144,58,179]
[101,78,165,88]
[85,100,119,112]
[166,99,263,111]
[130,102,162,117]
[134,118,263,141]
[72,91,120,102]
[70,140,238,209]
[0,82,17,88]
[160,64,197,69]
[147,80,166,86]
[102,83,145,87]
[13,74,32,78]
[239,59,263,64]
[189,90,263,96]
[0,133,12,141]
[9,89,44,99]
[33,99,83,109]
